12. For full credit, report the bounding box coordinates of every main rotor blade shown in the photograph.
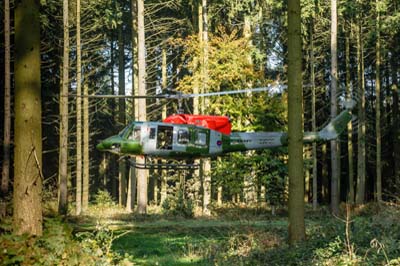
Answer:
[182,85,286,98]
[67,84,286,99]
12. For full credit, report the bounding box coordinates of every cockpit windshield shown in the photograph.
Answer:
[118,123,133,138]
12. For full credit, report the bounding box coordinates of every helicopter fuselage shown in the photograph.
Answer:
[96,107,352,159]
[96,121,288,159]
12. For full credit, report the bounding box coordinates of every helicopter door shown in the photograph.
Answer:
[157,125,173,150]
[141,125,157,153]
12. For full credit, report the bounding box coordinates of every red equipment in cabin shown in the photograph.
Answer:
[163,114,232,135]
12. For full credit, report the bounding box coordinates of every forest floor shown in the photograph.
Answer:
[70,202,400,266]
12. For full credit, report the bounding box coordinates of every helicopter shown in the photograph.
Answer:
[94,85,355,168]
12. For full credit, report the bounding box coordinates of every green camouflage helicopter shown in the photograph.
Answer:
[94,85,355,168]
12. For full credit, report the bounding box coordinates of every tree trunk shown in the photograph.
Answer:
[136,0,148,214]
[13,0,42,235]
[355,20,366,205]
[345,24,354,204]
[76,0,82,215]
[330,0,340,214]
[82,83,90,212]
[375,2,382,202]
[287,0,305,244]
[118,24,127,207]
[58,0,69,216]
[310,19,318,210]
[1,0,11,195]
[201,0,211,216]
[160,45,168,205]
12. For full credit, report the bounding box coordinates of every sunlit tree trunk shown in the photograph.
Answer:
[201,0,211,216]
[58,0,69,215]
[128,0,138,212]
[287,0,305,244]
[13,0,42,235]
[76,0,82,215]
[137,0,149,214]
[375,0,382,202]
[160,45,168,205]
[330,0,340,214]
[82,83,89,212]
[355,20,366,205]
[1,0,11,196]
[345,24,354,204]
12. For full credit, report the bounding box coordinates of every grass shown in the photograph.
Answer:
[69,203,400,266]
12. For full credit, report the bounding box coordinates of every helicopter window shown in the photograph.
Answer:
[157,126,173,150]
[129,126,141,141]
[149,128,156,139]
[177,129,189,144]
[195,132,207,146]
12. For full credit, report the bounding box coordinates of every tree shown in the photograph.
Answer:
[58,0,69,216]
[355,14,366,205]
[287,0,305,244]
[13,0,42,235]
[136,0,148,214]
[330,0,340,214]
[1,0,11,196]
[375,0,382,202]
[75,0,82,216]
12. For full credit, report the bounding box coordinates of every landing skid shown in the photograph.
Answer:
[128,158,199,170]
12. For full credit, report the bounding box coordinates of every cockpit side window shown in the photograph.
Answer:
[177,129,189,144]
[195,131,207,146]
[129,126,141,141]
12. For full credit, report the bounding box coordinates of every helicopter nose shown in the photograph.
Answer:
[96,135,123,152]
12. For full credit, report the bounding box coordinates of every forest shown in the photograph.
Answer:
[1,0,400,265]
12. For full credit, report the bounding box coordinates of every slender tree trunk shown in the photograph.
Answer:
[375,1,382,202]
[118,24,127,207]
[310,20,318,210]
[345,24,354,204]
[287,0,305,244]
[1,0,11,195]
[76,0,82,215]
[330,0,340,214]
[160,45,168,205]
[58,0,69,215]
[82,83,90,212]
[355,20,366,205]
[13,0,42,235]
[137,0,148,214]
[129,0,138,211]
[201,0,211,216]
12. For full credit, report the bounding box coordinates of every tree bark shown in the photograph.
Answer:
[82,83,90,212]
[118,24,127,207]
[13,0,42,235]
[1,0,11,195]
[58,0,69,216]
[287,0,305,244]
[355,20,366,205]
[75,0,82,215]
[345,24,354,204]
[375,0,382,202]
[136,0,148,214]
[310,19,318,210]
[330,0,340,214]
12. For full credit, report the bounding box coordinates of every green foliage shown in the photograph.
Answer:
[161,190,194,218]
[0,218,130,265]
[94,189,116,208]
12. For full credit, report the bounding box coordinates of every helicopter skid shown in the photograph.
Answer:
[128,158,199,170]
